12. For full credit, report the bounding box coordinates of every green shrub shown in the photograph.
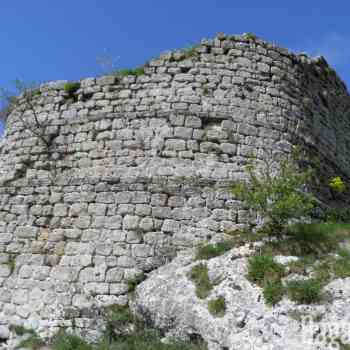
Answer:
[329,176,346,193]
[263,280,284,306]
[189,264,213,299]
[51,330,93,350]
[208,296,226,317]
[127,272,146,292]
[196,240,234,260]
[286,279,322,304]
[247,255,285,287]
[231,150,315,236]
[64,82,81,96]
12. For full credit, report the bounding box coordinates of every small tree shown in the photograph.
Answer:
[232,149,315,235]
[0,79,51,143]
[0,79,62,182]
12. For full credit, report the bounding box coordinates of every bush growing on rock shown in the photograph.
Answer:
[263,280,284,306]
[189,263,213,299]
[232,150,315,235]
[285,279,322,304]
[247,255,285,286]
[63,82,81,96]
[195,240,235,260]
[207,296,226,317]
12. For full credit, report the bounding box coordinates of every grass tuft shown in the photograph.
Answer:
[113,67,145,77]
[263,280,284,306]
[51,330,93,350]
[208,296,226,317]
[286,279,322,304]
[247,255,285,287]
[189,264,213,299]
[64,82,81,96]
[196,240,234,260]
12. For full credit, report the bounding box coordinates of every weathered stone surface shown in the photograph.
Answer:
[133,248,350,350]
[0,33,349,343]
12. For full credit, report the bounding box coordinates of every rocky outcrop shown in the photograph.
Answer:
[133,247,350,350]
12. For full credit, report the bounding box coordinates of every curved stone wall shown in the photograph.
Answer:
[0,33,349,340]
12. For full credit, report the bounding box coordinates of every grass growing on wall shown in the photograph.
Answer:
[113,67,145,77]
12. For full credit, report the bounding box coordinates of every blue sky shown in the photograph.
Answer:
[0,0,349,132]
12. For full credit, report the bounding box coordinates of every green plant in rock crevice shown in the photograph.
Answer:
[247,255,285,287]
[103,304,134,344]
[285,279,322,304]
[263,280,284,306]
[113,67,145,77]
[63,82,81,100]
[196,240,235,260]
[189,263,213,299]
[127,272,146,293]
[208,296,226,317]
[7,254,17,273]
[50,329,93,350]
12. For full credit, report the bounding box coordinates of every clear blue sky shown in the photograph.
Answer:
[0,0,349,132]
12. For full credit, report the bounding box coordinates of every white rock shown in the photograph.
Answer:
[133,249,350,350]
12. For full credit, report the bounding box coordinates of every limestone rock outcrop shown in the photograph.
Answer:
[133,247,350,350]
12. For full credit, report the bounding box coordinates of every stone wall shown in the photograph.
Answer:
[0,33,349,341]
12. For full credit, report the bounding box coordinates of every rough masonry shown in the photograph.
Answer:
[0,33,349,341]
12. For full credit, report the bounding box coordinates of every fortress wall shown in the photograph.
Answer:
[0,33,348,340]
